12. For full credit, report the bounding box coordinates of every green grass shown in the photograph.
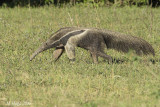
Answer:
[0,6,160,107]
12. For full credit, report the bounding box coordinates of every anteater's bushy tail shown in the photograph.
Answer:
[103,30,155,56]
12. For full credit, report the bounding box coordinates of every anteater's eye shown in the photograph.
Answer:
[46,43,48,45]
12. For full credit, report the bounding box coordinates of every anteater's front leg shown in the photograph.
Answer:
[53,44,64,62]
[65,42,76,62]
[53,48,64,62]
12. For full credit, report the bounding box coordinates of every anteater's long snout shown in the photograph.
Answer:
[30,40,61,61]
[30,47,44,61]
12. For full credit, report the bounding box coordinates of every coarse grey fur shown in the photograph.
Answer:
[30,27,155,63]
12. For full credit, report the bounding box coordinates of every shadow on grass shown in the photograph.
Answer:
[111,57,159,64]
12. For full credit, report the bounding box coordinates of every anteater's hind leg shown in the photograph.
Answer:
[97,51,113,64]
[90,51,98,64]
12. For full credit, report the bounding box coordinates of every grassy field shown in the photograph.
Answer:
[0,5,160,107]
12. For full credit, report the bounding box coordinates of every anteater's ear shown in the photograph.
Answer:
[53,45,64,61]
